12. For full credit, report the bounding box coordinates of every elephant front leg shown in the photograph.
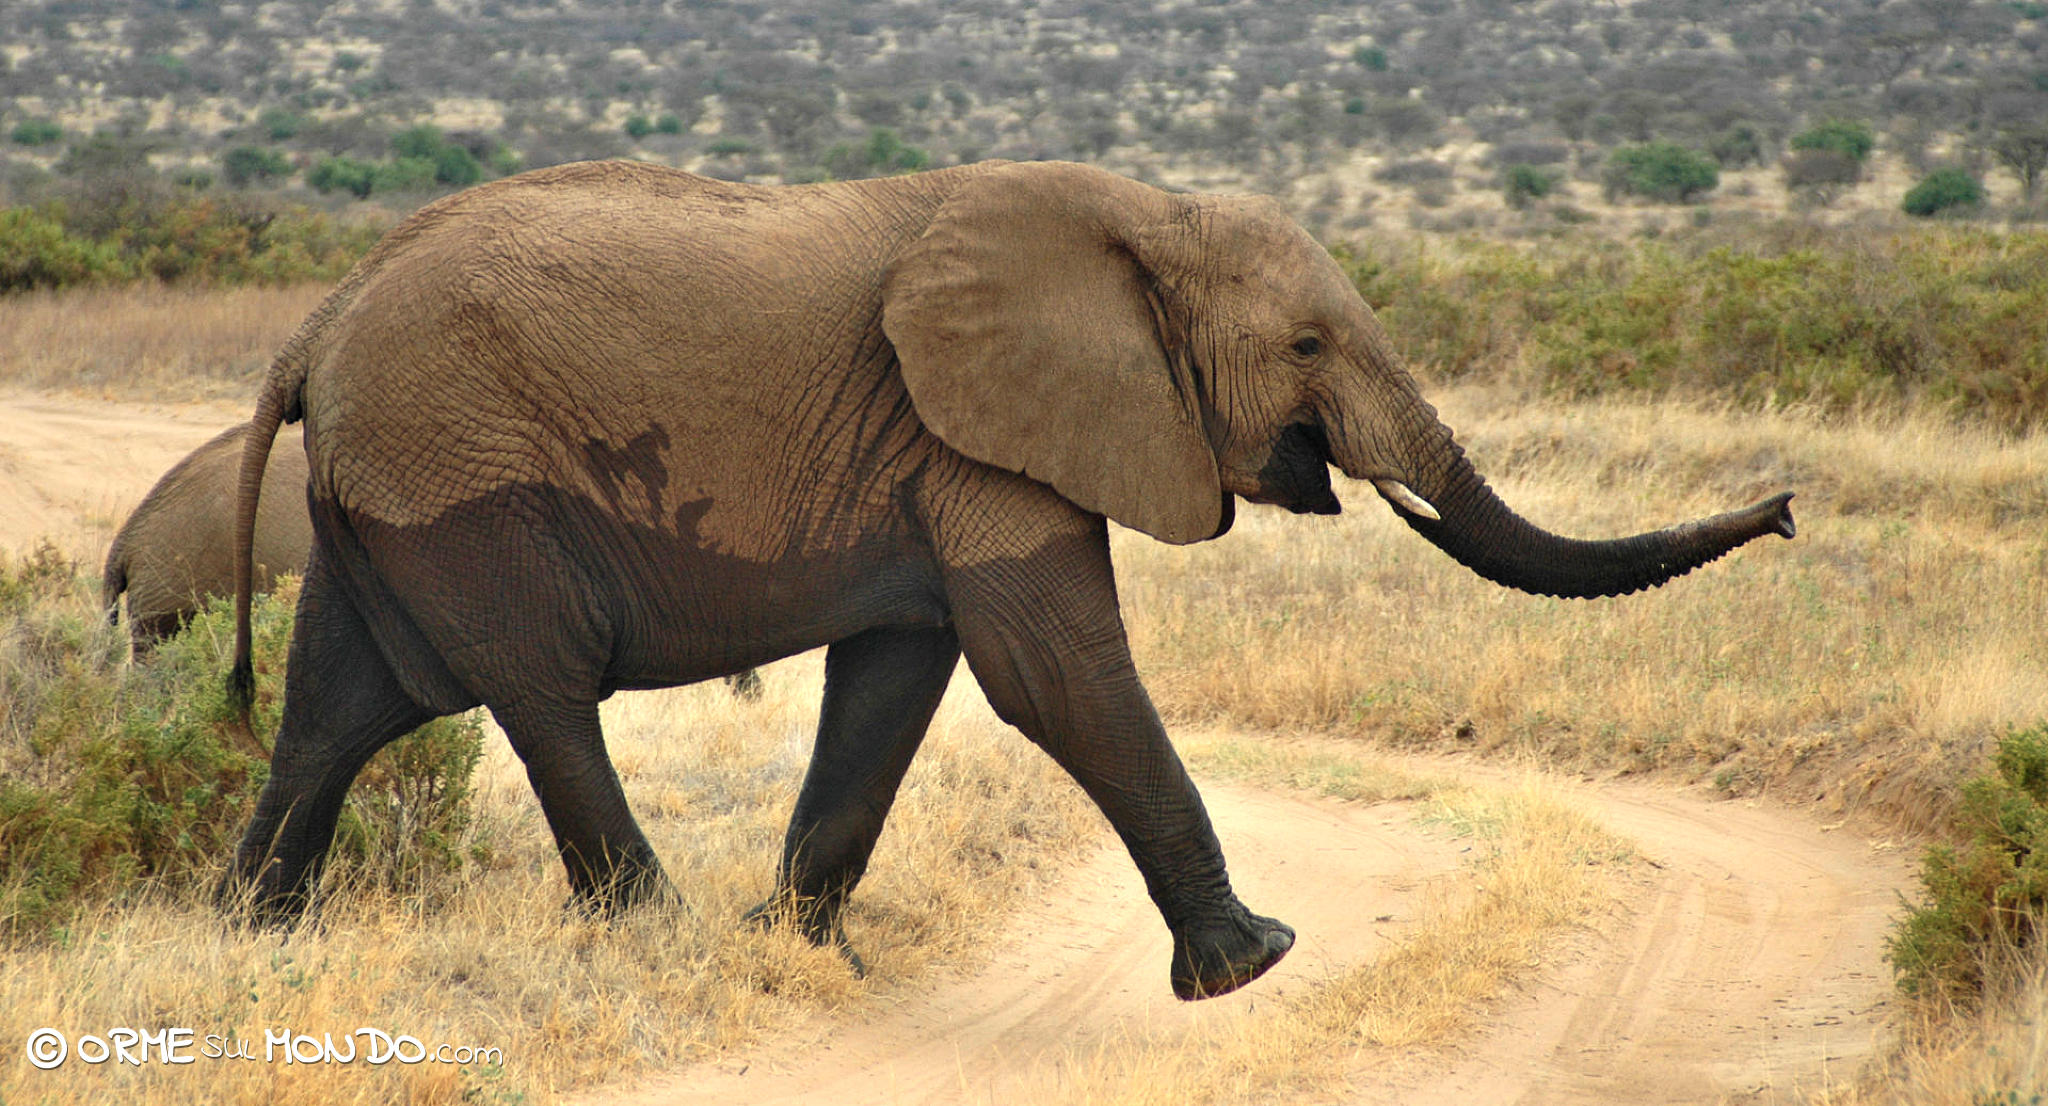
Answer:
[750,625,961,972]
[943,533,1294,1000]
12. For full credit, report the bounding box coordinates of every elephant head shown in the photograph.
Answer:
[884,161,1792,593]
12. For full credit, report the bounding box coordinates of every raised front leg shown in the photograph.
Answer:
[939,518,1293,1000]
[752,625,961,971]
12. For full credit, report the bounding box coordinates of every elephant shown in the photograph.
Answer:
[104,421,768,694]
[103,423,313,654]
[220,159,1794,1000]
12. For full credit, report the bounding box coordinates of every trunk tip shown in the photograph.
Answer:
[1760,491,1796,540]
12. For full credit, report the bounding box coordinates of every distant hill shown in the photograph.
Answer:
[3,0,2045,232]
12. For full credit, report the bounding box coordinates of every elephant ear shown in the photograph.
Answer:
[882,161,1223,545]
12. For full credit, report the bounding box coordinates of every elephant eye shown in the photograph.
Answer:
[1291,334,1322,359]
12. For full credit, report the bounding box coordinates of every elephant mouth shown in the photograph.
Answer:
[1251,422,1341,516]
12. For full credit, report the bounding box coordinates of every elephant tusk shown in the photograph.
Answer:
[1373,479,1441,521]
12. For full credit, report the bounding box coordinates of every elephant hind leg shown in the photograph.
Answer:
[748,625,961,969]
[223,561,435,924]
[493,698,669,914]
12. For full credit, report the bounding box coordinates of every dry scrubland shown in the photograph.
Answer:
[4,246,2048,1102]
[1126,385,2048,830]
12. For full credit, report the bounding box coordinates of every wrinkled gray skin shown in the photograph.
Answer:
[105,423,768,697]
[104,424,313,654]
[223,160,1795,1001]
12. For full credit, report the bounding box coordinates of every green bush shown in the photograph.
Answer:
[220,145,293,187]
[373,155,439,193]
[432,144,483,187]
[309,155,378,198]
[1903,168,1987,218]
[624,113,654,139]
[1333,224,2048,429]
[1352,45,1389,71]
[820,127,930,180]
[0,197,380,291]
[9,118,62,146]
[1889,725,2048,1009]
[0,559,487,942]
[0,207,129,291]
[1502,164,1558,209]
[1790,118,1876,164]
[389,123,447,161]
[1603,141,1720,203]
[257,107,305,141]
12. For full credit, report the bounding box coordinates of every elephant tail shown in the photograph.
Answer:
[229,352,310,720]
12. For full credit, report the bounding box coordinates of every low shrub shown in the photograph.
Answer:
[1888,725,2048,1010]
[0,197,380,291]
[1502,164,1559,209]
[1603,141,1720,204]
[1903,168,1987,218]
[0,553,486,942]
[1334,223,2048,429]
[1790,118,1877,164]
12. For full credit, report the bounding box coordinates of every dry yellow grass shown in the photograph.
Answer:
[1120,383,2048,832]
[0,662,1100,1104]
[1819,958,2048,1106]
[0,283,329,398]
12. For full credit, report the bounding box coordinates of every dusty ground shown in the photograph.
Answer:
[1,396,1914,1105]
[0,391,250,562]
[587,760,1907,1106]
[1364,765,1910,1105]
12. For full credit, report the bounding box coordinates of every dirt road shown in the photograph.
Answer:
[3,397,1913,1105]
[0,393,249,562]
[594,758,1908,1106]
[1366,766,1909,1105]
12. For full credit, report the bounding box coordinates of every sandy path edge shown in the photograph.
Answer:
[1361,758,1909,1105]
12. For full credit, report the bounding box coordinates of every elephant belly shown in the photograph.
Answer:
[334,479,947,706]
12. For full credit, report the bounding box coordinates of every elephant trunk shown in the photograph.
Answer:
[1325,386,1795,599]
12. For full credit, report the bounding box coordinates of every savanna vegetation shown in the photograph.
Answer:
[3,201,2048,1097]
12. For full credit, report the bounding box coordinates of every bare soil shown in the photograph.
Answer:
[1363,763,1911,1105]
[1,397,1914,1105]
[0,392,249,562]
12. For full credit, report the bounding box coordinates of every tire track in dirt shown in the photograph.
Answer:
[1367,767,1910,1105]
[592,782,1471,1106]
[592,761,1910,1106]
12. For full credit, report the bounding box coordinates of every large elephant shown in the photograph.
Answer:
[104,423,313,653]
[222,159,1793,1000]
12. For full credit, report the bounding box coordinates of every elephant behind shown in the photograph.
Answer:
[104,423,312,654]
[103,422,769,705]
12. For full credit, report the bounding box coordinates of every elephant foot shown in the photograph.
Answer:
[216,857,317,930]
[1170,904,1295,1001]
[563,866,678,921]
[743,896,866,978]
